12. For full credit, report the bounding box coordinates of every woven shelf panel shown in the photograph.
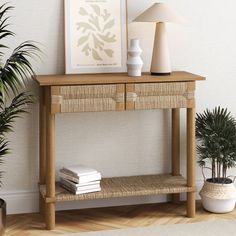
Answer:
[60,85,121,112]
[40,174,193,202]
[134,82,194,109]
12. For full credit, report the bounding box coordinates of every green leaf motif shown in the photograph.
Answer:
[79,7,88,16]
[89,15,100,31]
[92,34,104,50]
[101,9,111,21]
[92,49,102,61]
[77,22,95,33]
[82,44,91,56]
[78,34,90,46]
[103,19,114,32]
[90,4,100,16]
[104,49,114,58]
[77,4,116,60]
[98,33,116,43]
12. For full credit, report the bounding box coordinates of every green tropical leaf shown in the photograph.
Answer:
[0,3,40,186]
[196,106,236,180]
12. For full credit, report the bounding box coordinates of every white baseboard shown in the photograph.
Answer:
[0,190,39,214]
[1,181,203,215]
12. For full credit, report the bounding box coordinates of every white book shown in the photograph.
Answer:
[62,165,98,177]
[60,182,101,195]
[59,170,101,184]
[60,178,100,191]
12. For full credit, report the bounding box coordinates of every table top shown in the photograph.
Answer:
[34,71,205,86]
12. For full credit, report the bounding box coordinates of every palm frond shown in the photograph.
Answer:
[196,106,236,179]
[0,41,40,96]
[0,2,40,186]
[0,3,40,96]
[0,3,14,58]
[0,92,34,134]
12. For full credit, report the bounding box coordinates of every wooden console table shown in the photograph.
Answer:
[34,71,205,230]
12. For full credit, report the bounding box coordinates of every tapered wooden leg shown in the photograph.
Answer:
[172,108,180,203]
[187,108,196,217]
[39,87,46,215]
[45,87,56,230]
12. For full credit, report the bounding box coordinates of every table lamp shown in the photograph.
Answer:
[133,3,184,75]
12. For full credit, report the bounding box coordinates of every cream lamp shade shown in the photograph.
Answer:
[133,3,184,75]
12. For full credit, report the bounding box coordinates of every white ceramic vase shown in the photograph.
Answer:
[127,39,143,77]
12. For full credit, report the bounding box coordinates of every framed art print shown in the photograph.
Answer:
[64,0,127,74]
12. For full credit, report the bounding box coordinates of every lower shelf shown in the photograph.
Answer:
[40,174,194,202]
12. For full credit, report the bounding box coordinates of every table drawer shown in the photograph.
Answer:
[51,84,125,113]
[126,82,195,110]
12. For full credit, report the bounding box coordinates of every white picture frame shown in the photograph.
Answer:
[64,0,127,74]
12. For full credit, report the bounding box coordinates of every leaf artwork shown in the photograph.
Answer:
[76,4,117,61]
[104,49,114,57]
[77,22,95,33]
[98,32,116,43]
[78,34,90,46]
[88,15,101,31]
[79,7,88,16]
[101,9,110,21]
[92,49,102,60]
[90,4,100,16]
[103,19,114,32]
[92,34,104,50]
[82,44,91,56]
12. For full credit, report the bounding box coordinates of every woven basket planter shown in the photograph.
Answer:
[200,180,236,213]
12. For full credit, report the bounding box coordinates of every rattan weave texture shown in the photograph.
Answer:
[40,174,193,202]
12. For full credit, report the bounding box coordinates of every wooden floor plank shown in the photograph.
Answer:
[6,201,236,236]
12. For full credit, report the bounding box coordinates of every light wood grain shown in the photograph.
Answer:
[39,87,46,215]
[35,71,204,229]
[187,107,196,217]
[172,108,180,204]
[6,201,236,236]
[34,71,205,86]
[45,87,56,230]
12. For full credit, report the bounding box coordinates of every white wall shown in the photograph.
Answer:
[1,0,236,214]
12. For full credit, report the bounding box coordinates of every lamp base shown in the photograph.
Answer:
[151,72,171,76]
[151,22,171,75]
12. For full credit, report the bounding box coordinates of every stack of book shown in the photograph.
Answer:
[59,165,102,195]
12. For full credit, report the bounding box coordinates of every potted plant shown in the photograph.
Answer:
[0,4,39,235]
[196,106,236,213]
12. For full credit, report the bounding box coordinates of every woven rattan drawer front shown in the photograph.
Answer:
[126,82,195,110]
[51,84,125,113]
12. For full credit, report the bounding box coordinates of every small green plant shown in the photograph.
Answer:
[196,107,236,183]
[0,3,40,185]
